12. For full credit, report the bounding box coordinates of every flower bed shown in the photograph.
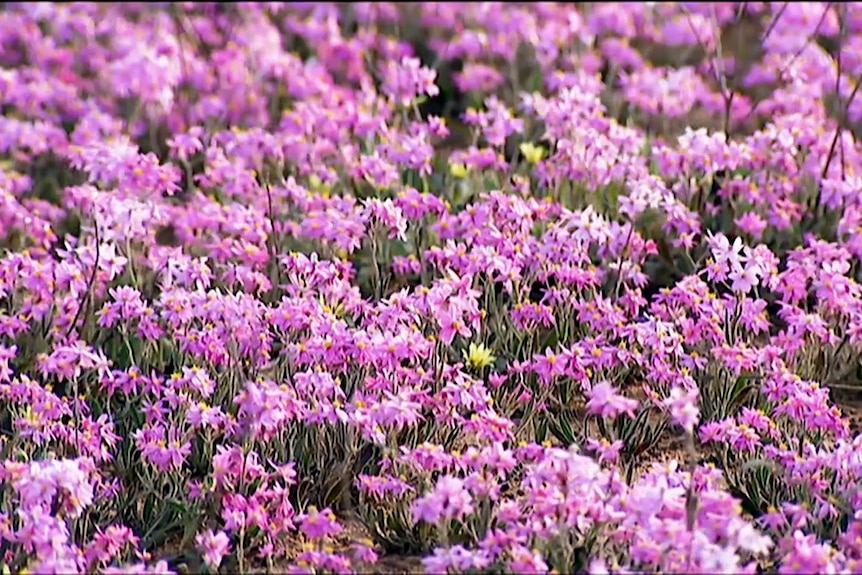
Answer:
[1,2,862,574]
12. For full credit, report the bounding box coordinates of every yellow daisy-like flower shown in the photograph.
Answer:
[463,342,496,370]
[519,141,546,164]
[449,161,469,178]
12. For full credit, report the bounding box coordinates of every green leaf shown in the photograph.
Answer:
[549,411,578,446]
[535,417,548,444]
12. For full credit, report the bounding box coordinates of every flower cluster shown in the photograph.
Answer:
[0,2,861,574]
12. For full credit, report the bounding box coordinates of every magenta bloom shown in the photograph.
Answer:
[585,381,639,418]
[412,475,474,524]
[663,386,700,433]
[297,506,343,540]
[195,529,230,569]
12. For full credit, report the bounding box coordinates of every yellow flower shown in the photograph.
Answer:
[449,161,469,179]
[463,342,496,370]
[519,142,546,164]
[308,174,332,198]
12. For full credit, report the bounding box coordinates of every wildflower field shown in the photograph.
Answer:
[5,1,862,573]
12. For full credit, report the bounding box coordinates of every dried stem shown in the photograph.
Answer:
[814,74,862,215]
[64,216,101,341]
[739,3,833,127]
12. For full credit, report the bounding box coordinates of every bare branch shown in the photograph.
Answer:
[739,3,833,127]
[64,217,101,342]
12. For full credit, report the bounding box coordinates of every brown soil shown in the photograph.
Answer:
[839,399,862,433]
[373,555,425,574]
